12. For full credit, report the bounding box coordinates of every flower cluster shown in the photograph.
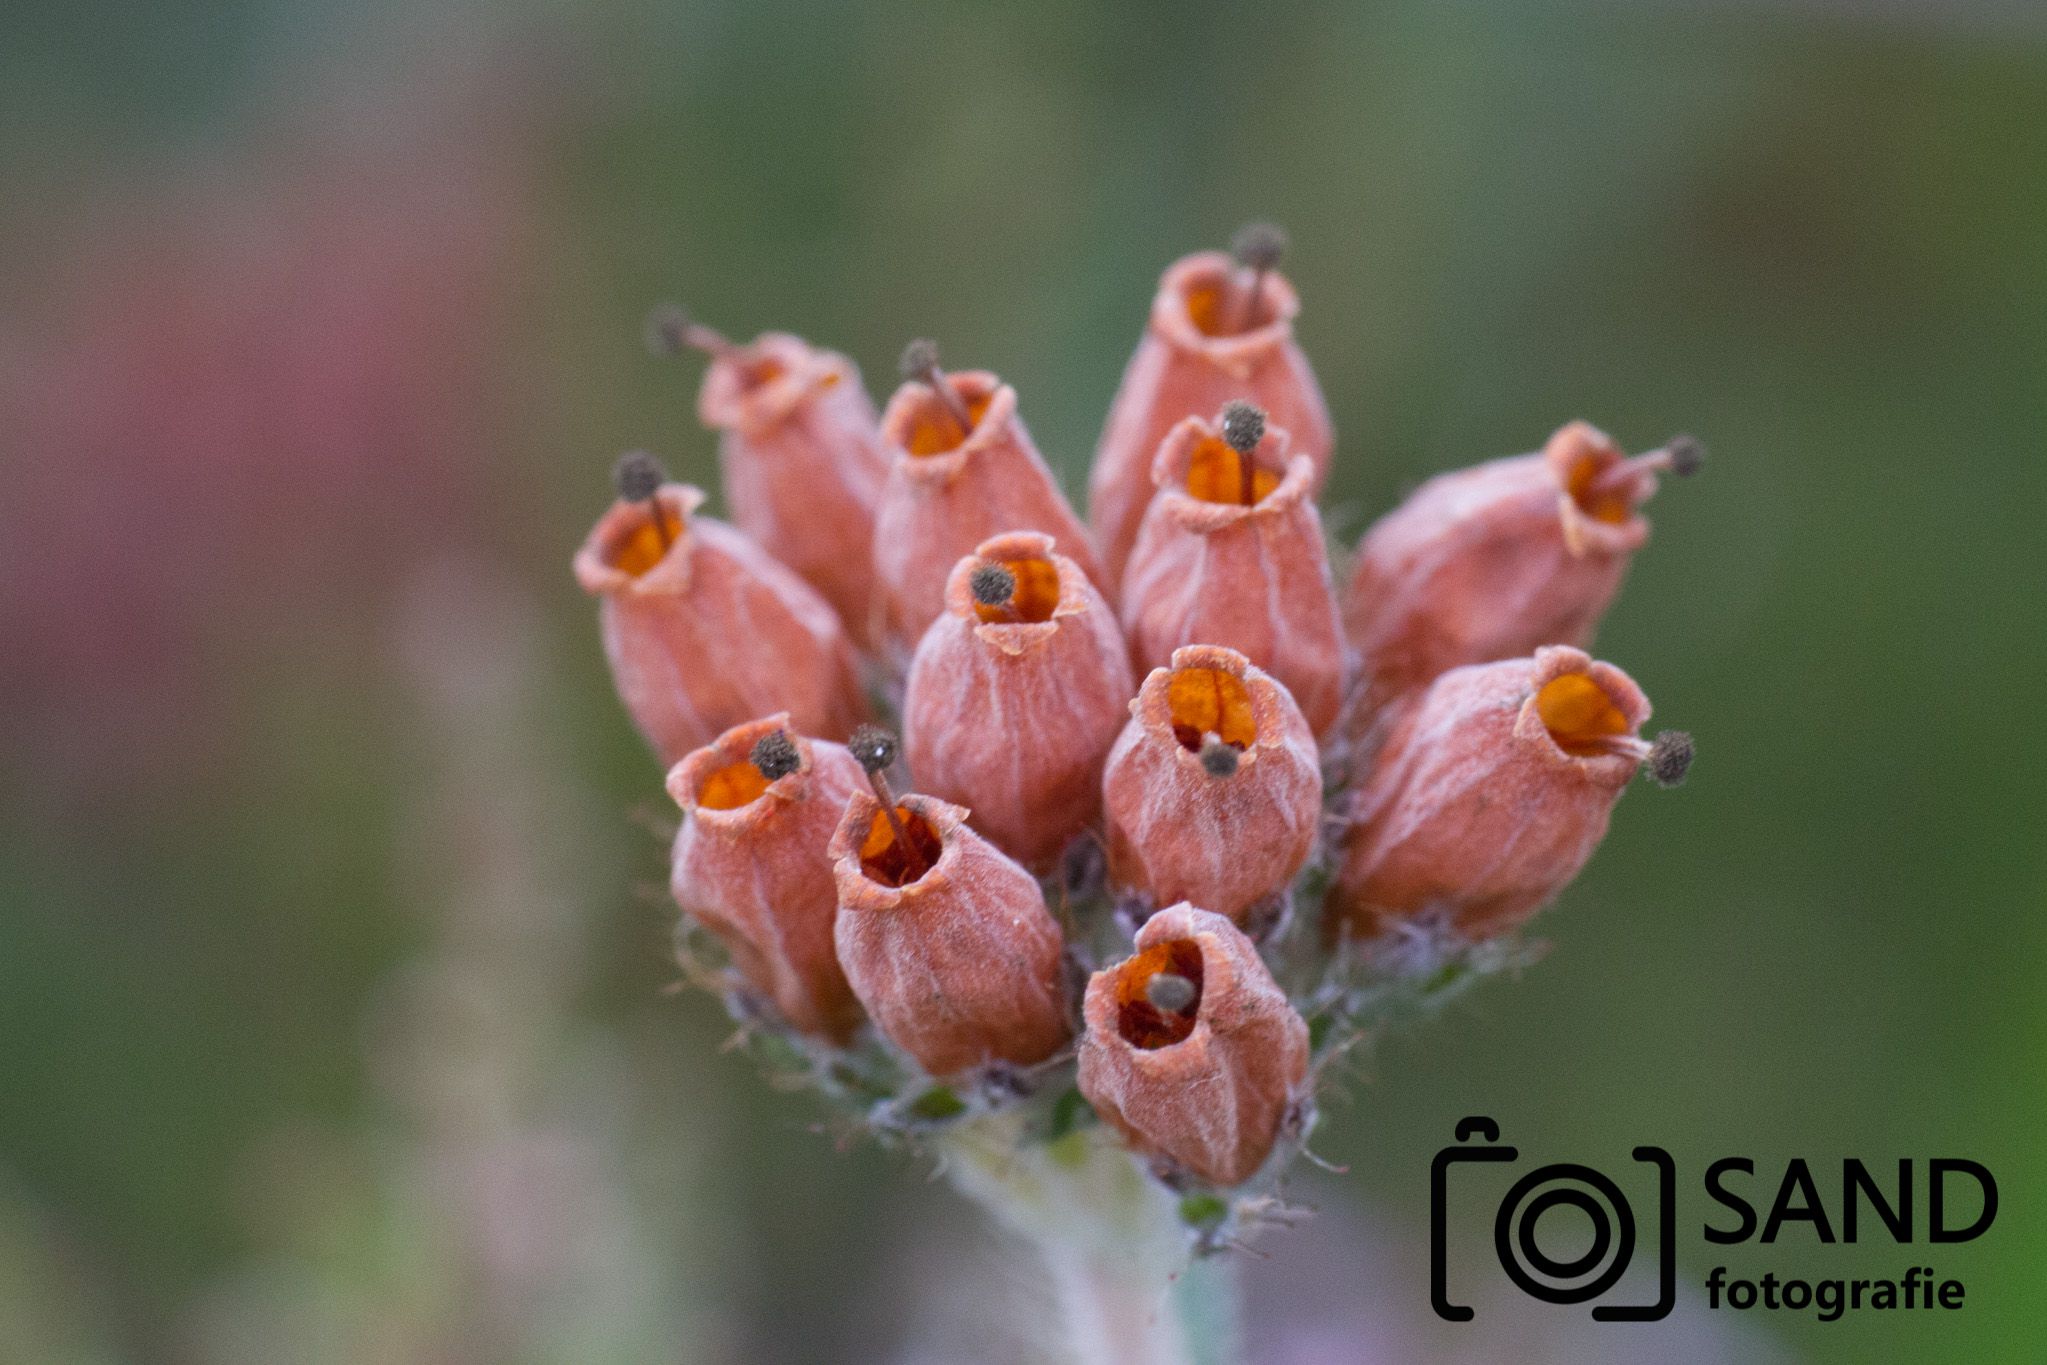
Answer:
[576,227,1697,1221]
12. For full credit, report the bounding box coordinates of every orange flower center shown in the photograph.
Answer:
[737,355,787,391]
[698,759,771,810]
[1115,939,1205,1049]
[1537,673,1634,755]
[604,504,684,578]
[1183,434,1280,505]
[1166,666,1256,752]
[1183,279,1271,338]
[971,555,1061,624]
[859,805,943,887]
[1561,449,1636,525]
[905,389,996,456]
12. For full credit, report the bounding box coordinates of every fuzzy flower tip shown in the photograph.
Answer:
[1121,411,1349,734]
[904,531,1134,869]
[1333,645,1691,940]
[1078,903,1309,1186]
[1088,245,1334,586]
[871,366,1100,660]
[1344,421,1697,705]
[573,480,868,765]
[1103,646,1322,924]
[693,331,890,647]
[829,792,1070,1076]
[667,715,866,1041]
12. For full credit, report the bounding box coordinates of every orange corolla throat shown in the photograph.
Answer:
[1184,435,1280,505]
[1560,449,1638,525]
[1536,673,1635,755]
[736,354,788,391]
[904,390,996,456]
[606,505,685,577]
[972,555,1061,624]
[1167,666,1256,752]
[1182,279,1270,339]
[697,759,771,811]
[859,805,943,887]
[1114,939,1205,1049]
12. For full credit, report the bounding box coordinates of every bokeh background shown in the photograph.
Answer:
[3,1,2043,1361]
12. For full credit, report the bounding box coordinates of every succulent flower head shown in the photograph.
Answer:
[1078,903,1309,1185]
[667,714,865,1041]
[574,480,867,764]
[905,531,1133,867]
[1104,646,1322,924]
[1087,244,1333,585]
[1334,645,1690,939]
[1121,413,1349,733]
[1345,420,1700,705]
[831,793,1070,1075]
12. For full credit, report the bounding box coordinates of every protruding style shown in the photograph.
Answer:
[830,793,1070,1076]
[872,354,1099,658]
[1121,410,1349,733]
[1088,233,1334,585]
[668,715,866,1041]
[1077,903,1309,1186]
[1344,421,1700,706]
[904,532,1135,868]
[573,471,867,766]
[1331,645,1691,940]
[1102,646,1322,923]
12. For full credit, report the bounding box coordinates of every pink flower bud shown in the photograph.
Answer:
[1344,422,1695,704]
[830,792,1071,1076]
[573,483,867,766]
[873,370,1099,659]
[1102,647,1322,924]
[667,715,865,1041]
[1119,411,1348,734]
[1333,645,1681,939]
[1089,250,1334,587]
[1077,903,1309,1186]
[903,532,1135,869]
[698,333,889,646]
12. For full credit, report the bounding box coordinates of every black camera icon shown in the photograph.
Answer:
[1431,1117,1675,1323]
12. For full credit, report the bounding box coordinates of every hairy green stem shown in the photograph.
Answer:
[937,1113,1240,1365]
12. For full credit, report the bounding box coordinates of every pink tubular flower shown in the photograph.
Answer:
[1102,647,1321,925]
[872,350,1099,659]
[1332,645,1693,940]
[902,531,1134,869]
[1077,903,1309,1186]
[1344,421,1702,705]
[667,715,865,1042]
[696,331,889,646]
[1088,238,1334,587]
[572,468,867,766]
[1119,405,1348,734]
[830,790,1071,1076]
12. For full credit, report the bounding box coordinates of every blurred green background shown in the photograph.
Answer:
[3,1,2043,1361]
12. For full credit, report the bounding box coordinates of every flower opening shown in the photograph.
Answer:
[1536,671,1635,756]
[1114,938,1205,1049]
[1182,433,1281,505]
[602,500,685,578]
[1167,665,1256,752]
[903,386,997,456]
[697,758,773,810]
[859,804,943,887]
[969,552,1061,624]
